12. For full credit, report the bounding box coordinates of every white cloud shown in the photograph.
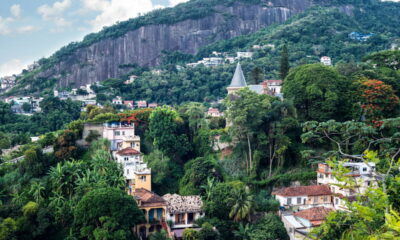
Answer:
[0,16,13,35]
[17,25,39,34]
[169,0,189,6]
[83,0,155,31]
[0,59,28,78]
[38,0,72,31]
[38,0,72,19]
[10,4,21,18]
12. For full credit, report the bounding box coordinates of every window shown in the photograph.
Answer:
[335,198,339,205]
[188,213,194,224]
[363,167,367,172]
[115,131,120,136]
[323,196,328,202]
[124,157,129,161]
[140,176,146,182]
[297,197,301,204]
[175,214,185,225]
[122,131,125,135]
[319,174,324,178]
[127,169,129,174]
[313,196,318,204]
[287,198,292,205]
[367,181,371,186]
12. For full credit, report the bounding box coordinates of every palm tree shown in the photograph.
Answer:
[201,177,218,200]
[29,181,45,203]
[228,186,254,222]
[233,223,253,240]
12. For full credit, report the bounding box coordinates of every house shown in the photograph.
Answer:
[236,52,254,59]
[262,80,283,96]
[124,101,134,109]
[102,122,141,151]
[320,56,332,66]
[163,194,204,239]
[207,108,223,117]
[272,185,333,210]
[349,32,374,41]
[282,207,333,240]
[317,162,377,210]
[137,100,147,108]
[115,148,151,194]
[0,76,16,90]
[125,75,138,84]
[112,96,123,105]
[133,188,169,240]
[148,103,158,108]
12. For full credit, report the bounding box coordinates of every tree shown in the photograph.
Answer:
[227,186,254,222]
[233,223,253,240]
[21,102,32,113]
[0,218,17,240]
[225,88,270,173]
[149,230,170,240]
[148,107,190,159]
[359,79,399,125]
[179,156,222,195]
[250,66,264,84]
[282,64,351,121]
[280,44,289,80]
[74,187,145,239]
[183,228,199,240]
[54,130,78,160]
[248,214,289,240]
[197,223,219,240]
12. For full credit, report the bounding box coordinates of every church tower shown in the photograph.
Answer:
[227,63,247,95]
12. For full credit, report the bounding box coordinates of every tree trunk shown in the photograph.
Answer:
[247,133,252,172]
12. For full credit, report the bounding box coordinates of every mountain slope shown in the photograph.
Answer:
[10,0,313,93]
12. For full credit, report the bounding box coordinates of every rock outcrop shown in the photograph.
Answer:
[38,0,313,88]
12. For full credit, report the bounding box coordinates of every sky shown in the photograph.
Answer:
[0,0,399,78]
[0,0,189,78]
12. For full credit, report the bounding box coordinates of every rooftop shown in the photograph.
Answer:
[272,185,332,197]
[228,63,247,88]
[116,147,141,156]
[134,188,166,208]
[294,207,333,226]
[163,194,203,214]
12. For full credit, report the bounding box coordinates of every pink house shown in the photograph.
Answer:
[124,101,134,109]
[207,108,223,117]
[137,101,147,108]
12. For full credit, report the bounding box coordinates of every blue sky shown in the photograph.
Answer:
[0,0,188,77]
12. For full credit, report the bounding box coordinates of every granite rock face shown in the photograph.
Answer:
[39,0,313,88]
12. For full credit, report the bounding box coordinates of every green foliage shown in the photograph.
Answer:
[22,201,39,217]
[0,218,17,240]
[149,230,170,240]
[283,64,352,121]
[183,228,199,240]
[149,107,191,159]
[248,214,289,240]
[179,156,222,195]
[74,187,145,239]
[280,44,289,80]
[197,222,220,240]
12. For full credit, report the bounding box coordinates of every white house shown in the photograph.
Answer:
[282,207,333,240]
[317,162,377,210]
[103,122,141,152]
[272,185,333,210]
[115,147,152,194]
[163,194,204,230]
[112,96,123,105]
[320,56,332,66]
[236,52,254,59]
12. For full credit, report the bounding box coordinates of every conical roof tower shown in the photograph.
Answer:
[227,63,247,94]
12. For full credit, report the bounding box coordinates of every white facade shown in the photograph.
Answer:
[317,162,377,210]
[320,56,332,66]
[103,122,140,151]
[236,52,254,59]
[115,153,150,181]
[163,194,204,229]
[282,215,312,240]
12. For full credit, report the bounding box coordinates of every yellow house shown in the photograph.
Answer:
[133,188,169,239]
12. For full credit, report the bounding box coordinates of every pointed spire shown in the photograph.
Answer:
[229,63,247,87]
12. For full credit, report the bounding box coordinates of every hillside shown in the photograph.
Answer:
[9,0,312,93]
[7,0,400,98]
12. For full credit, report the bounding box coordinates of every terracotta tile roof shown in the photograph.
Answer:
[133,188,166,208]
[272,185,332,197]
[163,194,203,214]
[116,147,141,156]
[294,207,333,226]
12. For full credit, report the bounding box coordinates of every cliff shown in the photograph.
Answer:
[34,0,313,88]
